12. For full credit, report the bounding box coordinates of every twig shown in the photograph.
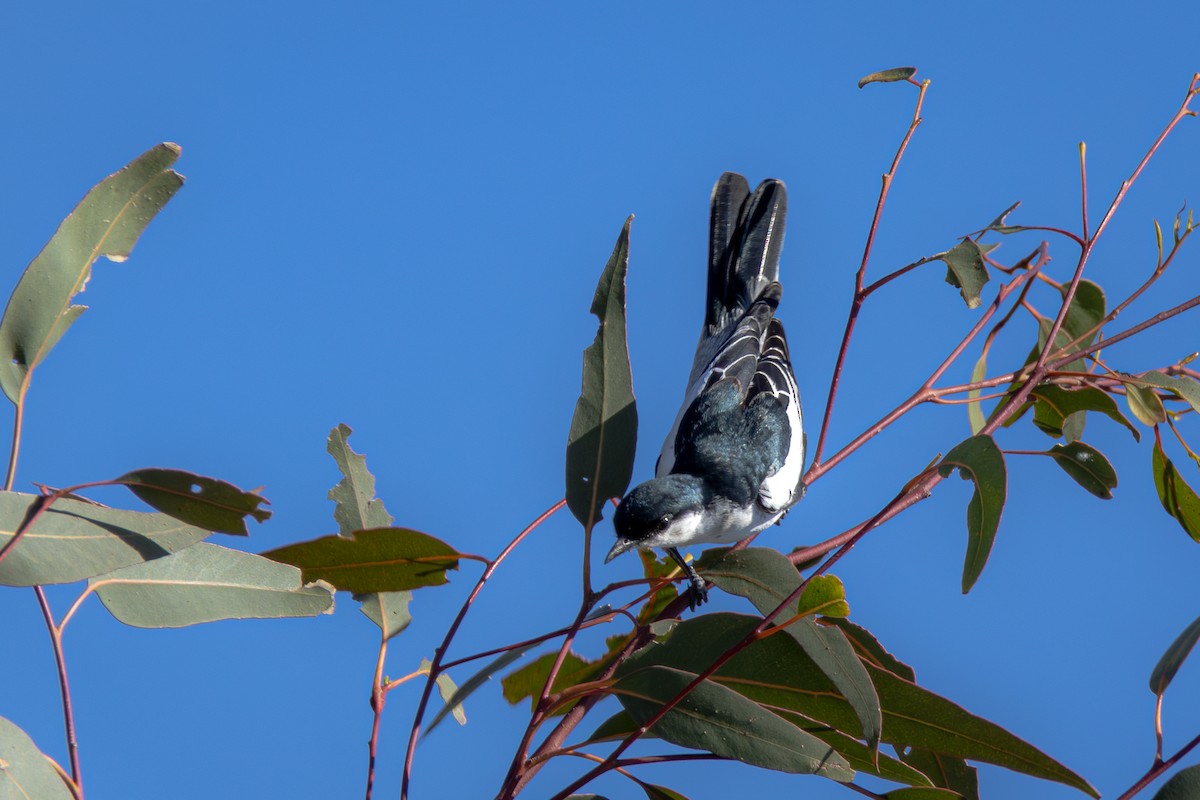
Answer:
[35,588,83,797]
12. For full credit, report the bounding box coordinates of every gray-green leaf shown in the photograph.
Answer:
[937,435,1007,593]
[1150,615,1200,696]
[327,423,394,534]
[0,717,75,799]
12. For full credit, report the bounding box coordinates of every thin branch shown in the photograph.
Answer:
[364,635,388,800]
[1115,729,1200,800]
[35,588,83,797]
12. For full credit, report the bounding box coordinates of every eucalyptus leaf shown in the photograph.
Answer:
[1149,615,1200,696]
[940,239,990,309]
[426,643,538,736]
[1152,439,1200,542]
[263,527,461,592]
[565,217,638,529]
[1125,383,1168,425]
[858,66,917,87]
[967,352,987,435]
[326,423,394,534]
[1133,371,1200,415]
[937,435,1007,593]
[0,717,75,799]
[357,590,413,640]
[419,657,467,727]
[1151,764,1200,800]
[0,491,210,586]
[0,144,184,405]
[1029,385,1138,442]
[1045,442,1118,499]
[118,468,270,535]
[92,543,334,628]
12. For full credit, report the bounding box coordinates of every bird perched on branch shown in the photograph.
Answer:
[606,172,805,607]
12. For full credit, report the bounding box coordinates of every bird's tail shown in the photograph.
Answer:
[705,173,788,336]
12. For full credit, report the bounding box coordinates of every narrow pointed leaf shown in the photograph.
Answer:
[701,547,878,750]
[1152,439,1200,542]
[1125,384,1168,425]
[967,352,987,434]
[1133,371,1200,415]
[1150,615,1200,695]
[118,468,270,535]
[1039,280,1105,371]
[502,648,610,715]
[92,543,334,628]
[327,423,394,534]
[426,643,538,736]
[1030,385,1139,442]
[1045,442,1117,499]
[940,240,989,309]
[263,527,461,592]
[825,618,916,682]
[858,66,917,87]
[0,717,75,799]
[0,491,211,586]
[642,784,691,800]
[883,787,967,799]
[984,201,1021,231]
[615,664,854,780]
[565,217,638,528]
[357,590,413,640]
[0,144,184,404]
[1152,764,1200,800]
[937,435,1007,592]
[901,748,979,800]
[419,657,467,727]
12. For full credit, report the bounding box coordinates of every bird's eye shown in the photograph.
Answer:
[653,514,673,533]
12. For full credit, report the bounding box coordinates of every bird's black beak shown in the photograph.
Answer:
[604,538,638,563]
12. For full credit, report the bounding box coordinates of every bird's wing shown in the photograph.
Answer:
[752,318,805,512]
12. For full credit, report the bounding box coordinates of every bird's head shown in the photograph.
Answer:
[606,473,709,562]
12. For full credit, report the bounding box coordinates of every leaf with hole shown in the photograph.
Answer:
[118,468,270,535]
[0,491,211,586]
[263,527,462,592]
[1045,442,1117,499]
[0,144,184,405]
[92,543,334,628]
[565,217,638,529]
[937,435,1007,593]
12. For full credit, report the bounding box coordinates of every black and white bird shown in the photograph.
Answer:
[606,173,805,607]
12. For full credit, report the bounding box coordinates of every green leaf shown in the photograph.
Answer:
[620,613,1096,796]
[357,590,413,640]
[1125,383,1168,425]
[615,664,854,780]
[1152,439,1200,542]
[1039,280,1105,371]
[642,784,691,800]
[1045,442,1118,499]
[940,240,990,309]
[967,352,987,435]
[937,435,1007,593]
[1133,371,1200,415]
[263,527,461,592]
[502,649,609,715]
[326,423,394,534]
[92,543,334,628]
[883,787,968,799]
[701,548,878,751]
[565,217,638,529]
[900,748,979,800]
[858,66,917,87]
[0,144,184,405]
[118,468,271,535]
[1029,385,1139,442]
[419,657,467,726]
[1152,764,1200,800]
[825,618,916,682]
[0,491,211,586]
[0,717,75,799]
[426,643,538,736]
[1150,615,1200,696]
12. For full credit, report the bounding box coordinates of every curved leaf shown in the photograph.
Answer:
[858,66,917,87]
[1152,439,1200,542]
[426,643,537,737]
[357,590,413,640]
[1030,385,1139,442]
[326,423,394,533]
[1125,384,1168,426]
[937,435,1007,593]
[883,788,965,799]
[118,468,270,535]
[263,527,461,592]
[92,543,334,628]
[940,240,989,309]
[0,144,184,404]
[565,217,638,529]
[900,748,979,799]
[0,491,210,586]
[615,664,854,780]
[1152,764,1200,800]
[0,717,74,799]
[1045,442,1117,499]
[1134,371,1200,415]
[1150,615,1200,696]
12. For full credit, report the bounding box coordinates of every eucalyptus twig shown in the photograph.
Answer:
[35,587,83,797]
[1114,730,1200,800]
[399,498,565,800]
[811,76,929,468]
[364,635,389,800]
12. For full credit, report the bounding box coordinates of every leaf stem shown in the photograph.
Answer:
[35,587,83,797]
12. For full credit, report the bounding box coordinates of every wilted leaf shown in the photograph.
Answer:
[940,240,989,309]
[1152,764,1200,800]
[263,528,461,592]
[1045,442,1117,499]
[1030,385,1139,442]
[92,543,334,628]
[326,423,394,534]
[937,436,1007,593]
[0,717,75,799]
[357,590,413,640]
[118,468,270,535]
[0,144,184,405]
[615,664,854,780]
[0,491,210,586]
[858,66,917,87]
[565,217,638,529]
[1150,615,1200,696]
[1152,439,1200,542]
[1125,384,1168,425]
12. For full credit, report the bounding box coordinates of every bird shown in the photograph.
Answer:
[606,172,805,608]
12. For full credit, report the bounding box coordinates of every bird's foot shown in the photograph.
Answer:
[685,575,709,609]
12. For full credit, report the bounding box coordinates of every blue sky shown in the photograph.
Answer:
[2,3,1199,799]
